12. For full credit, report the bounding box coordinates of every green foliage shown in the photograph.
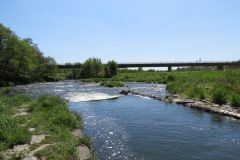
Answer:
[231,93,240,108]
[96,69,240,106]
[100,81,124,88]
[104,60,118,78]
[0,87,12,95]
[79,136,93,149]
[187,86,205,100]
[166,75,175,82]
[0,23,57,86]
[0,115,30,150]
[35,129,78,160]
[27,95,85,159]
[29,95,82,130]
[80,58,104,78]
[212,88,227,105]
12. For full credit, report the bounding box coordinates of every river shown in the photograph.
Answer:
[15,80,240,160]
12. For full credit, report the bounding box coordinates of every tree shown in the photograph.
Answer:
[0,23,58,85]
[104,60,118,78]
[80,58,104,78]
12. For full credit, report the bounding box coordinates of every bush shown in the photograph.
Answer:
[231,93,240,108]
[212,88,227,105]
[100,81,124,88]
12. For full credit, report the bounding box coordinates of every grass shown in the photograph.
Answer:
[0,94,32,152]
[81,68,240,106]
[0,93,94,159]
[100,81,124,88]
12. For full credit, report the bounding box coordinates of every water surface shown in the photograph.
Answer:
[16,81,240,160]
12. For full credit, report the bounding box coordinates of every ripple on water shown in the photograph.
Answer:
[73,102,137,160]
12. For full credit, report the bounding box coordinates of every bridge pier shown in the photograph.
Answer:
[168,66,172,72]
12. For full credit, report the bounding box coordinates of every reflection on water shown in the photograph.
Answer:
[15,81,240,160]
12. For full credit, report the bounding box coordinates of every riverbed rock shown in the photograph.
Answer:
[2,144,30,159]
[30,135,46,145]
[28,144,52,156]
[186,101,205,108]
[172,98,195,105]
[77,145,91,160]
[119,90,130,95]
[23,156,38,160]
[71,129,83,139]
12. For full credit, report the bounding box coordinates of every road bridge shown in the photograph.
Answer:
[57,61,240,71]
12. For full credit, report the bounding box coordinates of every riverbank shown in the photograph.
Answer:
[121,89,240,119]
[0,88,94,160]
[81,69,240,119]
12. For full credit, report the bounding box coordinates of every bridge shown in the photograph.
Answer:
[57,61,240,71]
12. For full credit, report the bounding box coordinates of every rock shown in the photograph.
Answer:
[77,145,91,160]
[2,144,30,159]
[186,101,205,108]
[30,135,46,145]
[23,156,38,160]
[172,98,195,105]
[71,129,83,139]
[28,128,36,132]
[119,90,130,95]
[13,108,30,117]
[13,111,29,117]
[28,144,52,156]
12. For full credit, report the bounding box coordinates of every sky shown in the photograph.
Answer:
[0,0,240,63]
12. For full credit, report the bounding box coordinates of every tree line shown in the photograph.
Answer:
[0,23,118,86]
[0,23,57,86]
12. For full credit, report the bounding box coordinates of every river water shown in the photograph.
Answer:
[16,80,240,160]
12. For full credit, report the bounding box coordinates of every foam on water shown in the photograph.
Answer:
[64,92,121,102]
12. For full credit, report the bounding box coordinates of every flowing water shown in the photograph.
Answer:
[16,81,240,160]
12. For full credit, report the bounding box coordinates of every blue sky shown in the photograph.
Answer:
[0,0,240,63]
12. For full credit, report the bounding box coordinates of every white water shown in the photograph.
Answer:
[64,92,121,102]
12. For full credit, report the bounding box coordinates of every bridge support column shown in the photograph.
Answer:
[168,66,172,72]
[217,65,223,70]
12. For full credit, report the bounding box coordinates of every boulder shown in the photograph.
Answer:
[77,145,91,160]
[71,129,83,139]
[30,135,46,145]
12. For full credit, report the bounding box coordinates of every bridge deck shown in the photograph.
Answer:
[57,61,240,69]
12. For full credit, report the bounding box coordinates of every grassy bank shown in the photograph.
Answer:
[0,89,94,160]
[81,69,240,107]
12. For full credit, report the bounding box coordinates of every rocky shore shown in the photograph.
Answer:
[120,89,240,119]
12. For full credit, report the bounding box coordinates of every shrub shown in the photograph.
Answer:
[231,93,240,108]
[212,88,227,105]
[100,81,124,88]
